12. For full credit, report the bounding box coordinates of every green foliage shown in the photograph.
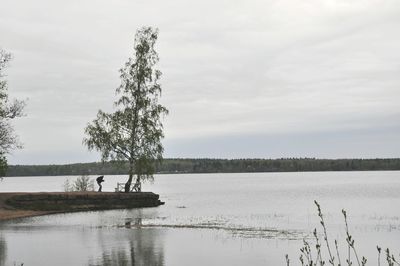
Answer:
[83,27,168,192]
[0,48,25,177]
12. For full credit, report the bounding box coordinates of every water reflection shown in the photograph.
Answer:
[0,235,6,266]
[1,172,400,265]
[92,248,132,266]
[89,228,165,266]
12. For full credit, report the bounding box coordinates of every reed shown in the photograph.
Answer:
[286,201,399,266]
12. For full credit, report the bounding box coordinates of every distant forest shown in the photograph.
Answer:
[5,158,400,177]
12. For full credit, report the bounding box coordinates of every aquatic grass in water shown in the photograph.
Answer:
[286,201,400,266]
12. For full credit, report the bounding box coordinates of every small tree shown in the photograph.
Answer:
[63,175,95,192]
[84,27,168,192]
[73,175,95,191]
[0,49,25,177]
[0,154,6,178]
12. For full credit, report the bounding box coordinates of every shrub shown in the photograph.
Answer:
[63,175,94,192]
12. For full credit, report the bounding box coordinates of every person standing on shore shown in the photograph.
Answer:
[96,176,105,192]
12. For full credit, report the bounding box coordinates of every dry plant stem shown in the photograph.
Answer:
[287,202,400,266]
[300,241,310,265]
[377,246,381,266]
[335,240,342,266]
[286,254,290,266]
[314,201,335,265]
[386,248,400,266]
[347,245,351,266]
[386,249,394,266]
[342,209,352,266]
[361,257,367,266]
[301,239,314,266]
[393,255,400,266]
[313,228,324,266]
[300,254,305,266]
[342,209,362,266]
[353,250,361,266]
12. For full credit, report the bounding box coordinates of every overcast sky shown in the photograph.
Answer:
[1,0,399,165]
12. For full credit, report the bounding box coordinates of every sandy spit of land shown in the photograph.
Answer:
[0,191,163,221]
[0,193,56,221]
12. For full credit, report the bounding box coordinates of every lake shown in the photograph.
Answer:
[0,171,399,266]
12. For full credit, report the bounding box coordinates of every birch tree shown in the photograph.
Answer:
[0,49,25,177]
[84,27,168,192]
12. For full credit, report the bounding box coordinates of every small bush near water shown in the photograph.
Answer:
[285,201,399,266]
[63,175,95,192]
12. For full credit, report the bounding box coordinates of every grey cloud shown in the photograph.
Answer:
[164,125,400,159]
[1,0,399,164]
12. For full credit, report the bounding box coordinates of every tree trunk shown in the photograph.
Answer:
[124,174,132,192]
[136,176,142,192]
[125,161,134,192]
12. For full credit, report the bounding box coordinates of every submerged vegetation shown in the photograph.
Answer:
[5,158,400,177]
[286,201,399,266]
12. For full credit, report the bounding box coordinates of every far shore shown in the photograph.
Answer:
[6,158,400,177]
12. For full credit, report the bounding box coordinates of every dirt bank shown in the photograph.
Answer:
[0,192,164,221]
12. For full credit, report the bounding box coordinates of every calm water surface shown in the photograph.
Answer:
[0,171,399,265]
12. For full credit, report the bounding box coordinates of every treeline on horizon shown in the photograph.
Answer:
[5,158,400,177]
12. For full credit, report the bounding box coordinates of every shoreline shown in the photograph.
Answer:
[0,191,164,221]
[6,158,400,177]
[0,192,52,221]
